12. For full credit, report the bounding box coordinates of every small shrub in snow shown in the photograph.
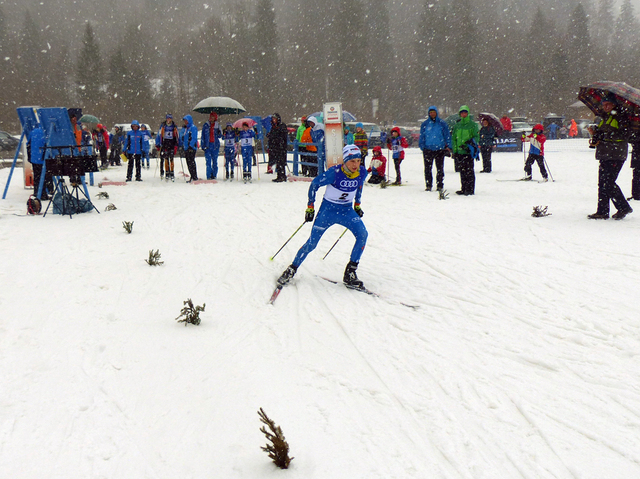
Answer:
[105,203,117,211]
[532,205,551,217]
[96,191,109,199]
[258,408,293,469]
[122,221,134,234]
[145,249,163,266]
[175,299,205,326]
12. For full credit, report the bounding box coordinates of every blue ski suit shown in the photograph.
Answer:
[292,163,369,267]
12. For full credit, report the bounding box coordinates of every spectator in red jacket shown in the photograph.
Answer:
[386,127,409,185]
[367,146,387,184]
[500,115,512,132]
[92,123,110,169]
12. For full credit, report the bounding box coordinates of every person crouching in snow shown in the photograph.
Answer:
[386,127,408,185]
[277,144,369,289]
[238,122,256,182]
[522,124,548,182]
[367,146,387,184]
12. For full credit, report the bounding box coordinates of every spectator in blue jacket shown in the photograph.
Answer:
[125,120,144,181]
[140,124,151,169]
[308,116,325,177]
[180,114,199,182]
[28,123,53,199]
[201,112,223,179]
[344,125,354,145]
[238,122,256,182]
[222,123,237,180]
[419,106,452,191]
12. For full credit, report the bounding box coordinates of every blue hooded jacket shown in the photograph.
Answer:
[180,115,199,150]
[126,120,144,155]
[419,106,452,151]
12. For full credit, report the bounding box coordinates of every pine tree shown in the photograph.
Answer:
[567,4,591,89]
[594,0,614,49]
[76,22,104,112]
[414,1,447,114]
[448,0,478,110]
[252,0,280,112]
[330,0,367,113]
[364,0,395,121]
[16,10,50,107]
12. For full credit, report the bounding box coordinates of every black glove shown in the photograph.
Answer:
[305,206,315,223]
[354,204,364,217]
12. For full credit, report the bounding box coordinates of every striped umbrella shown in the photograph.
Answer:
[578,81,640,118]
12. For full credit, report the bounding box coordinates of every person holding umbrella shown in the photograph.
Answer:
[201,112,223,180]
[587,94,633,220]
[478,119,497,173]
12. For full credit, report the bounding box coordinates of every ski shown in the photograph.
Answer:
[496,178,548,183]
[319,276,419,309]
[320,276,379,297]
[268,284,283,305]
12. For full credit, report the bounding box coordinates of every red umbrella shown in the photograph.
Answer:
[478,112,504,136]
[232,118,257,129]
[578,81,640,118]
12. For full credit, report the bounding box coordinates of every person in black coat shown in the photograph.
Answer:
[478,119,496,173]
[587,94,633,220]
[267,113,289,182]
[629,141,640,201]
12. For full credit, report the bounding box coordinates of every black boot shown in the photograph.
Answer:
[277,264,297,286]
[343,261,364,289]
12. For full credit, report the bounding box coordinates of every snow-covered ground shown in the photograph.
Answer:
[1,140,640,478]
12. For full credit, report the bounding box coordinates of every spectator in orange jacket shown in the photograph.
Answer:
[569,119,578,138]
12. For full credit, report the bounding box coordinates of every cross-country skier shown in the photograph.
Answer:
[238,122,256,182]
[223,123,237,180]
[157,114,179,180]
[277,144,369,289]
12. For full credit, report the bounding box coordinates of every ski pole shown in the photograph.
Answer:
[270,222,306,261]
[179,150,186,181]
[323,227,348,260]
[543,157,555,182]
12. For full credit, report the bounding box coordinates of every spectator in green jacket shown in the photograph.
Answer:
[296,116,308,142]
[451,105,480,196]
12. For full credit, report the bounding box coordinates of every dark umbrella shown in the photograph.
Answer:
[193,96,246,115]
[79,114,100,125]
[578,81,640,118]
[477,112,504,136]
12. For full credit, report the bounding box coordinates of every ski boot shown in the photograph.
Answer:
[343,261,364,290]
[277,264,297,286]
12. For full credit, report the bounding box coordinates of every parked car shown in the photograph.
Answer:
[0,130,20,157]
[511,122,533,134]
[394,126,420,147]
[345,122,383,147]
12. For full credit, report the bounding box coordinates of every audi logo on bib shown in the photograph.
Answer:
[340,179,359,188]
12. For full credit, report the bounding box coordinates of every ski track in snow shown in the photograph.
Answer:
[2,140,640,478]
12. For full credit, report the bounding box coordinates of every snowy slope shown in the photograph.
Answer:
[1,140,640,478]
